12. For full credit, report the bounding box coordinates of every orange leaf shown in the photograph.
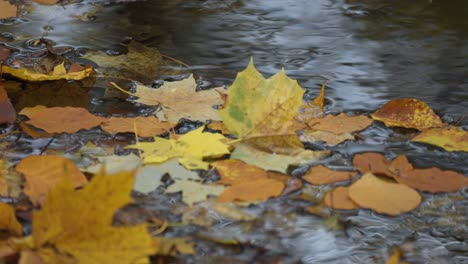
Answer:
[15,155,88,205]
[323,186,359,210]
[217,178,284,203]
[311,80,326,111]
[100,116,172,137]
[19,106,106,134]
[0,202,22,236]
[348,172,421,216]
[303,165,355,185]
[395,167,468,193]
[309,113,373,135]
[212,159,272,185]
[0,0,17,19]
[371,98,443,130]
[353,152,394,177]
[0,83,16,124]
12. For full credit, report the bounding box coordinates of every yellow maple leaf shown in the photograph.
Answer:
[127,126,230,170]
[1,63,94,82]
[411,126,468,152]
[31,171,155,264]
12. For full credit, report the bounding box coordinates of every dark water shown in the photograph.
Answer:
[1,1,468,263]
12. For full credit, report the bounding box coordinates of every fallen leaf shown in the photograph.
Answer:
[207,120,231,134]
[0,160,9,196]
[0,82,16,124]
[19,250,43,264]
[131,75,223,123]
[311,80,326,111]
[32,171,155,263]
[101,116,172,137]
[210,203,256,221]
[411,126,468,152]
[298,130,354,146]
[308,113,373,135]
[353,152,396,177]
[134,159,199,194]
[212,159,281,185]
[1,63,93,81]
[15,155,88,205]
[166,180,225,206]
[394,167,468,193]
[83,154,142,175]
[33,0,60,4]
[0,0,17,19]
[0,202,22,236]
[20,106,106,134]
[217,178,284,203]
[323,186,359,210]
[231,137,328,173]
[303,165,356,185]
[127,126,230,170]
[19,122,52,138]
[348,172,421,216]
[371,98,443,130]
[385,247,408,264]
[154,237,194,256]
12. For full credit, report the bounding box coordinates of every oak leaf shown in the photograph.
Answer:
[127,126,230,170]
[19,106,106,134]
[32,171,155,263]
[411,126,468,152]
[101,116,172,137]
[0,202,22,236]
[1,63,93,81]
[131,75,223,123]
[348,172,421,216]
[303,165,356,185]
[371,98,442,130]
[15,155,88,205]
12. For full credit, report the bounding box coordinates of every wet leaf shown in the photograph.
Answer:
[0,159,21,197]
[15,155,88,206]
[0,82,16,124]
[154,237,194,256]
[131,75,223,123]
[101,116,172,137]
[0,202,22,236]
[0,160,9,196]
[127,126,230,170]
[303,165,356,185]
[166,180,225,206]
[311,80,326,111]
[1,63,93,81]
[411,126,468,152]
[33,0,60,4]
[212,159,284,185]
[19,106,106,134]
[298,130,354,146]
[217,178,284,203]
[32,171,154,263]
[385,247,408,264]
[353,152,397,177]
[309,113,373,135]
[323,186,359,210]
[0,0,17,19]
[394,167,468,193]
[348,172,421,216]
[371,98,443,130]
[83,154,141,175]
[207,120,231,134]
[210,203,256,221]
[134,159,199,194]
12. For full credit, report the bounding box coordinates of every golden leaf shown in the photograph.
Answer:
[411,126,468,152]
[0,202,22,236]
[1,63,93,82]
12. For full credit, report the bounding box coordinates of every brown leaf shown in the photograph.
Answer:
[0,0,17,19]
[309,113,373,135]
[311,80,326,111]
[303,165,356,185]
[19,106,106,134]
[15,155,88,205]
[217,178,284,203]
[371,98,443,130]
[298,130,354,146]
[323,186,359,210]
[353,152,394,177]
[348,172,421,216]
[0,46,11,61]
[101,116,172,137]
[395,167,468,193]
[0,83,16,124]
[411,126,468,152]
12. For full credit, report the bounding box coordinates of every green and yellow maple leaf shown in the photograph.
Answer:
[127,126,230,170]
[31,171,155,264]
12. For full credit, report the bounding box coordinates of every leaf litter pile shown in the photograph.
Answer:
[1,10,468,264]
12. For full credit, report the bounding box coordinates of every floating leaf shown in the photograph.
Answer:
[348,172,421,216]
[303,165,356,185]
[83,154,142,175]
[411,126,468,152]
[0,0,17,19]
[207,120,231,134]
[394,167,468,193]
[127,126,230,170]
[166,180,225,207]
[371,98,442,130]
[131,75,223,123]
[0,83,16,124]
[323,186,359,210]
[20,106,106,134]
[101,116,172,137]
[311,80,326,111]
[32,171,155,263]
[309,113,373,135]
[298,130,354,146]
[212,159,284,185]
[2,63,93,81]
[217,178,284,203]
[16,155,88,206]
[353,152,397,177]
[0,202,22,236]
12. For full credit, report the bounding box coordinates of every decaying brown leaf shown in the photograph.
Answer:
[303,165,356,185]
[19,106,106,134]
[15,155,88,205]
[371,98,443,130]
[348,172,421,216]
[0,82,16,124]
